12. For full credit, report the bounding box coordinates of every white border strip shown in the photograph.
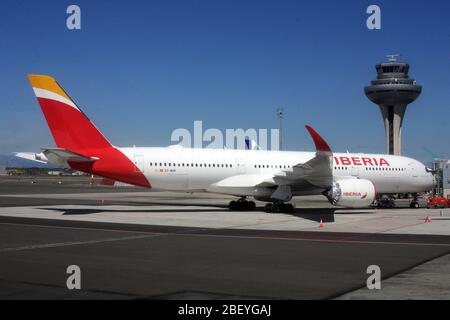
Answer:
[33,87,79,110]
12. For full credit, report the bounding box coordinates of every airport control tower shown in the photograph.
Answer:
[364,55,422,155]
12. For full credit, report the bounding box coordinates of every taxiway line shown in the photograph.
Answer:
[0,234,159,253]
[1,217,450,248]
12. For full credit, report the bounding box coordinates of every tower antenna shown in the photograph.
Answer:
[386,54,399,63]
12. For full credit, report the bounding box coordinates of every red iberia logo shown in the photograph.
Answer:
[334,156,390,167]
[343,192,369,199]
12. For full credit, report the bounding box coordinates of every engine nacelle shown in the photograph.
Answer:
[325,179,376,208]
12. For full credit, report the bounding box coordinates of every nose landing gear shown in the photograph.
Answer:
[264,202,294,214]
[410,201,420,208]
[409,193,420,208]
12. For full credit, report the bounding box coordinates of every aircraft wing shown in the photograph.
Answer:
[273,125,333,189]
[209,126,334,201]
[251,125,333,201]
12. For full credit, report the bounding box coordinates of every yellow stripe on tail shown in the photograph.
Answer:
[28,74,72,101]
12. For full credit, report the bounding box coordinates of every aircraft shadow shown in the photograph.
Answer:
[38,206,375,225]
[289,208,336,223]
[288,207,377,223]
[40,207,230,215]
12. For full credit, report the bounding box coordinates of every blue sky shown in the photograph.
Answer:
[0,0,449,162]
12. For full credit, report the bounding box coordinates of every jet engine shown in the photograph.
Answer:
[325,179,376,208]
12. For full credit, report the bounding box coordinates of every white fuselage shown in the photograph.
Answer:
[119,146,435,196]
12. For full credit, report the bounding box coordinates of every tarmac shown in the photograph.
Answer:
[0,176,449,299]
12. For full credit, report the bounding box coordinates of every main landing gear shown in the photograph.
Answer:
[228,198,295,213]
[229,198,256,211]
[264,202,294,214]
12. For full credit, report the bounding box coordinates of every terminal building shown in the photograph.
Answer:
[445,163,450,198]
[432,159,450,198]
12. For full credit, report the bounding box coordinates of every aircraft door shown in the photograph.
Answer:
[409,162,418,178]
[351,166,360,177]
[134,155,145,173]
[236,158,246,174]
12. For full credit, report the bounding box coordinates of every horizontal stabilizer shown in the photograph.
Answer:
[14,152,48,164]
[42,148,99,163]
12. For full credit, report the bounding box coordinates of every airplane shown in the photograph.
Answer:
[17,74,435,213]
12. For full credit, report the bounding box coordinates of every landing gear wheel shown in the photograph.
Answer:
[264,203,273,213]
[410,202,419,209]
[265,202,294,213]
[271,204,281,214]
[229,199,256,211]
[285,203,294,213]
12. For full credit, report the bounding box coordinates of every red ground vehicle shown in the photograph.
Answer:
[427,197,450,209]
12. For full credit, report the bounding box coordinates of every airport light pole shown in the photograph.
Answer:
[276,107,284,151]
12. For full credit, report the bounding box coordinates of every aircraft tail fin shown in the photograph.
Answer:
[28,74,112,151]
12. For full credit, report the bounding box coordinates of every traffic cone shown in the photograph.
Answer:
[425,215,432,223]
[319,219,324,228]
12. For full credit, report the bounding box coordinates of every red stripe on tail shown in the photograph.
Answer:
[38,98,112,150]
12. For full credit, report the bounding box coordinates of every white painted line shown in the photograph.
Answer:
[0,234,159,253]
[173,233,450,247]
[0,221,159,235]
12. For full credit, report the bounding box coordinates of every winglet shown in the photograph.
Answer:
[305,125,332,153]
